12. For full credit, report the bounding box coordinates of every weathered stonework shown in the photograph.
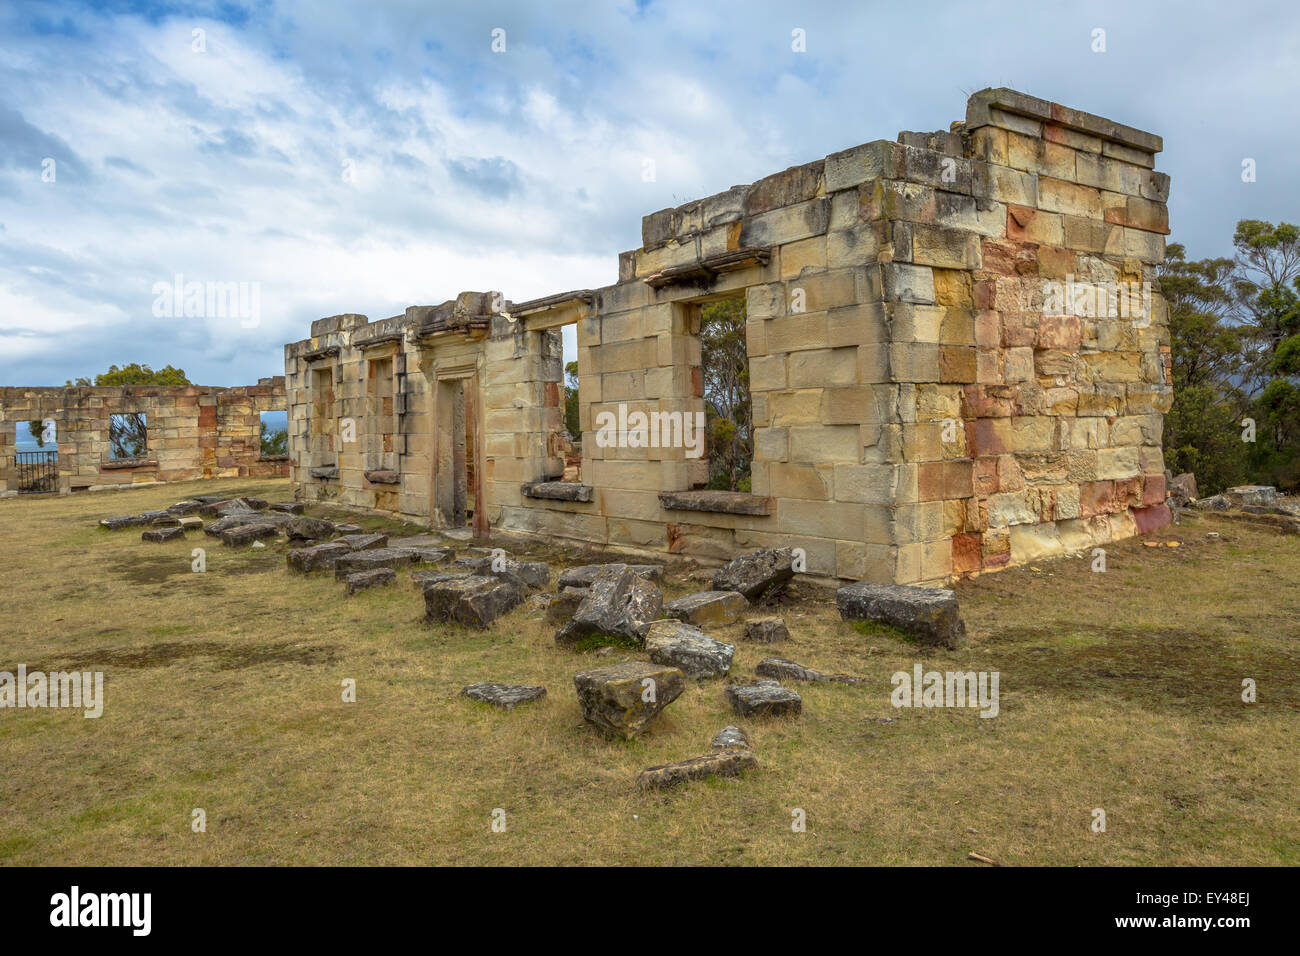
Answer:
[0,378,288,494]
[284,89,1172,584]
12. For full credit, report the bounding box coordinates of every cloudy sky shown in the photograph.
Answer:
[1,0,1296,386]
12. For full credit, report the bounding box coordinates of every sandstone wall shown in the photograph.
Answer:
[284,88,1171,584]
[0,378,288,494]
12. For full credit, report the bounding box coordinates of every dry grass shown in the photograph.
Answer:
[2,478,1298,865]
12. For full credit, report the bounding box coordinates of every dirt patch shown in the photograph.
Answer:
[35,639,339,671]
[982,624,1300,717]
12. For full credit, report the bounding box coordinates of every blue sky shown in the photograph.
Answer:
[1,0,1297,386]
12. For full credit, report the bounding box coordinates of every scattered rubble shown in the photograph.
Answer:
[556,563,664,588]
[461,682,547,710]
[744,616,790,643]
[637,750,757,790]
[712,548,795,601]
[837,582,966,648]
[755,657,864,685]
[286,541,351,573]
[573,661,684,739]
[424,574,528,629]
[345,568,396,594]
[645,620,735,679]
[725,680,802,718]
[555,565,663,646]
[663,590,746,626]
[711,725,750,750]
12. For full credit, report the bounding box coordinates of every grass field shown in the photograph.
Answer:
[2,477,1298,865]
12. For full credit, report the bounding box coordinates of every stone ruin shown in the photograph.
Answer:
[274,87,1173,586]
[0,378,288,494]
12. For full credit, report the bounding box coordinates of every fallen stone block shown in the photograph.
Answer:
[726,680,802,718]
[287,541,352,573]
[334,523,362,533]
[191,495,229,505]
[99,515,146,530]
[269,501,305,514]
[333,548,422,579]
[755,657,864,685]
[141,527,185,543]
[1225,485,1277,508]
[460,682,547,710]
[150,514,181,527]
[333,532,387,551]
[744,616,789,643]
[199,498,256,518]
[410,546,456,566]
[455,556,550,588]
[637,750,758,790]
[545,586,589,623]
[711,725,750,750]
[178,516,204,531]
[556,563,664,588]
[286,516,336,540]
[573,661,685,739]
[663,590,747,626]
[166,500,203,516]
[645,620,735,679]
[555,566,663,646]
[1192,494,1232,511]
[220,522,279,547]
[424,574,528,629]
[412,570,470,588]
[712,548,795,601]
[243,497,270,510]
[204,513,265,536]
[836,582,966,649]
[345,568,396,594]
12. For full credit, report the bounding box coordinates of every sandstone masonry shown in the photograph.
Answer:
[284,88,1173,584]
[0,378,288,494]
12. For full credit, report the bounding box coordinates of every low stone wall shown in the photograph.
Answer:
[0,377,288,494]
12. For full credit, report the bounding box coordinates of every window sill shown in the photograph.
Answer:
[658,490,772,515]
[522,481,594,503]
[101,458,157,471]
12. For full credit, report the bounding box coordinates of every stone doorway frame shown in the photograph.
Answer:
[431,365,487,538]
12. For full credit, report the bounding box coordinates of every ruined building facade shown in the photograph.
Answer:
[0,379,289,494]
[284,88,1173,584]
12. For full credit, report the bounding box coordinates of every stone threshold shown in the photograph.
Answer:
[100,458,158,470]
[522,481,594,503]
[658,489,772,516]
